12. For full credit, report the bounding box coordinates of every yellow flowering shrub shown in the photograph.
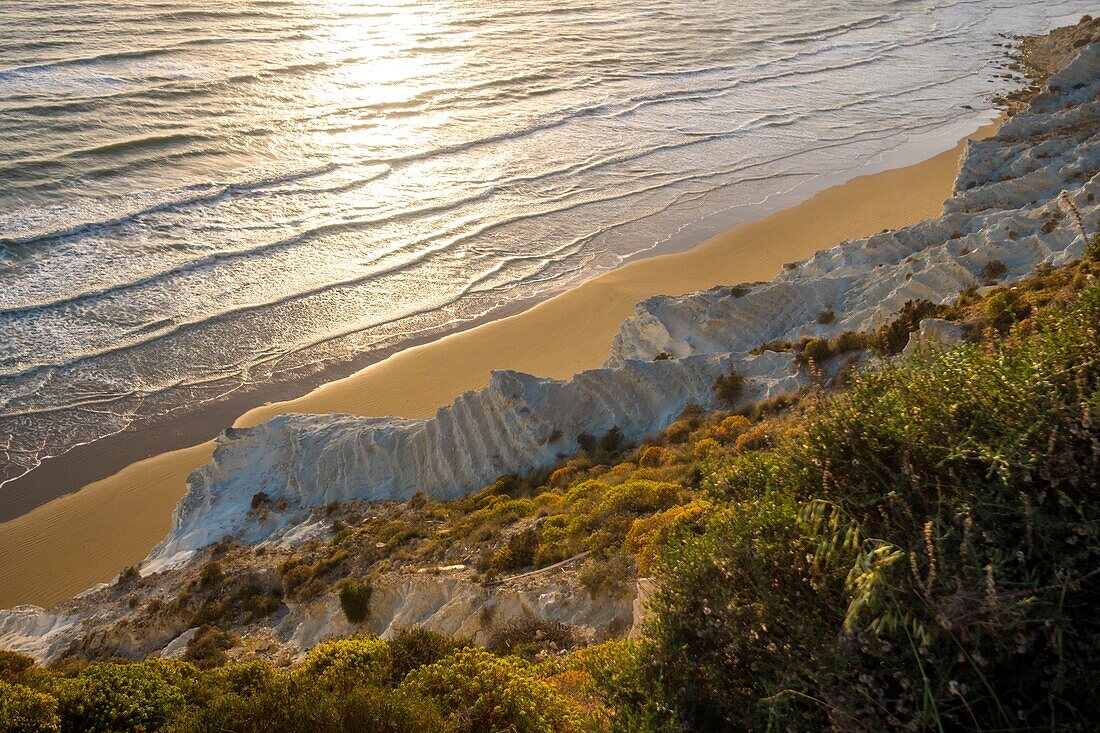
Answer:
[637,445,671,467]
[401,647,582,733]
[0,681,59,733]
[624,499,713,574]
[297,637,392,688]
[53,662,191,733]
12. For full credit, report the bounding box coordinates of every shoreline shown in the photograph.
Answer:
[0,118,1000,610]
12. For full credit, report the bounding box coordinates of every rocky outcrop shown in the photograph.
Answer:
[0,560,636,664]
[902,318,966,356]
[278,572,636,653]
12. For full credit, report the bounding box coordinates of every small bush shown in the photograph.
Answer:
[816,309,835,325]
[242,590,281,620]
[597,426,625,455]
[250,492,272,510]
[0,651,34,683]
[984,289,1030,330]
[0,681,59,733]
[486,528,539,576]
[338,579,373,625]
[749,338,794,355]
[197,562,222,589]
[298,637,392,689]
[637,445,670,468]
[713,371,746,406]
[189,599,227,628]
[488,619,578,661]
[834,330,872,353]
[401,647,582,733]
[577,554,634,597]
[1086,231,1100,261]
[55,662,191,733]
[980,258,1008,282]
[875,299,943,354]
[387,628,465,684]
[182,626,237,669]
[795,336,832,367]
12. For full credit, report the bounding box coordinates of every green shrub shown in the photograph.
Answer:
[0,652,34,684]
[297,637,392,689]
[1086,231,1100,261]
[648,498,842,730]
[386,628,465,685]
[486,528,539,576]
[983,288,1030,330]
[202,660,278,698]
[0,680,60,733]
[564,641,679,732]
[338,579,373,625]
[980,258,1008,282]
[794,336,832,367]
[188,599,226,629]
[649,285,1100,730]
[577,554,634,597]
[55,662,192,733]
[169,677,441,733]
[401,647,582,733]
[713,371,746,405]
[182,626,236,669]
[875,298,943,354]
[196,562,222,590]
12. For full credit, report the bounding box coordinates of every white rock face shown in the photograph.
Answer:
[147,44,1100,572]
[0,568,636,664]
[902,318,966,356]
[279,573,637,653]
[0,607,81,660]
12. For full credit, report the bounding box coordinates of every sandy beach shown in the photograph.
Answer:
[0,120,999,610]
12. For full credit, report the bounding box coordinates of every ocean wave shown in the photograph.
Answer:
[0,46,180,78]
[0,163,341,249]
[0,183,491,318]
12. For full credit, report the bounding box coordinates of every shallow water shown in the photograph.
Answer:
[0,0,1091,489]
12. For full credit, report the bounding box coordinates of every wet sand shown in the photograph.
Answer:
[0,120,999,609]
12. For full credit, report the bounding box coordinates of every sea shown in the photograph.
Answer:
[0,0,1092,492]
